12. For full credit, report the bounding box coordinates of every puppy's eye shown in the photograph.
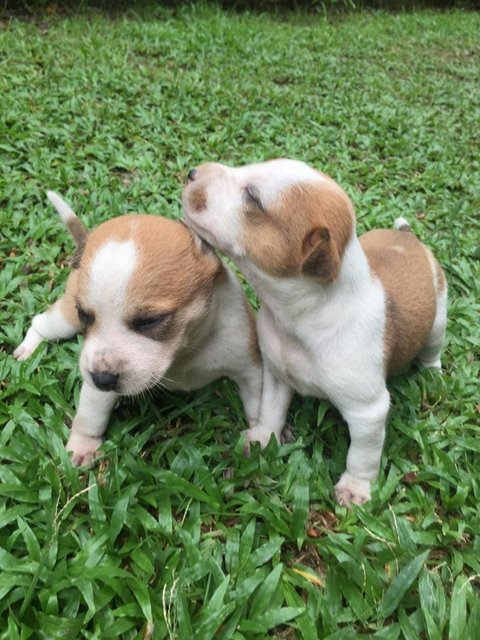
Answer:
[244,185,263,210]
[131,314,168,334]
[77,306,94,327]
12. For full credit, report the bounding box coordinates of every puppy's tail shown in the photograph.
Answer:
[393,217,412,232]
[46,191,88,248]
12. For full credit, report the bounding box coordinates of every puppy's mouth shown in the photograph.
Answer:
[183,213,218,250]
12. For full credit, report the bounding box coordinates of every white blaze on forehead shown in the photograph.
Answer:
[233,159,327,204]
[87,240,137,317]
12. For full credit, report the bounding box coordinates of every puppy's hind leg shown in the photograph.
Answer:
[14,271,83,361]
[417,284,447,370]
[244,363,293,451]
[234,365,263,428]
[335,389,390,507]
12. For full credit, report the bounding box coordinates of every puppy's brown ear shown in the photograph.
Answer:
[301,226,340,283]
[181,221,216,256]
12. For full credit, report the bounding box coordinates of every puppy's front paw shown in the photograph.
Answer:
[66,432,103,467]
[335,472,371,507]
[243,427,279,455]
[13,327,44,361]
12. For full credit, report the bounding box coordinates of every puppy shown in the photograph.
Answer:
[15,192,263,465]
[183,160,447,506]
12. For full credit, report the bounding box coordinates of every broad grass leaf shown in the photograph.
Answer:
[237,519,256,574]
[36,613,86,638]
[128,577,153,624]
[239,607,303,634]
[176,587,194,639]
[283,579,318,640]
[230,569,268,603]
[323,632,357,640]
[423,606,442,640]
[381,550,430,618]
[398,608,422,640]
[373,624,401,639]
[448,574,469,640]
[419,568,447,633]
[245,536,284,571]
[292,473,310,546]
[193,576,232,640]
[108,491,130,544]
[225,527,240,577]
[249,562,283,618]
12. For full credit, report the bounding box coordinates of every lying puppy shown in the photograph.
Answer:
[183,160,447,506]
[15,192,263,465]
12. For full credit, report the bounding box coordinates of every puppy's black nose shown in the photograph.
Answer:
[91,371,119,392]
[187,168,198,182]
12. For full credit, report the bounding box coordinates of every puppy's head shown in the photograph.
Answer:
[183,159,355,283]
[72,215,221,395]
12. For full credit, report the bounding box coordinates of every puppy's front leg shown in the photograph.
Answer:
[335,389,390,507]
[66,382,118,466]
[245,363,293,451]
[14,271,82,360]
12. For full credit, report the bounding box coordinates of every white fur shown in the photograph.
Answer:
[183,159,329,259]
[14,301,79,360]
[247,236,391,506]
[16,206,263,467]
[393,217,411,231]
[66,383,118,466]
[47,190,77,223]
[417,287,447,369]
[183,159,446,507]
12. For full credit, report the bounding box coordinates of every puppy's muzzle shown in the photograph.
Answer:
[91,370,119,392]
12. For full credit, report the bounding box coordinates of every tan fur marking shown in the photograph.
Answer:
[76,216,222,327]
[241,181,354,279]
[435,260,446,294]
[59,269,83,329]
[360,229,439,375]
[188,184,208,212]
[66,216,88,248]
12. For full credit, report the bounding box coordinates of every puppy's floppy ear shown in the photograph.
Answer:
[301,226,340,283]
[181,221,216,256]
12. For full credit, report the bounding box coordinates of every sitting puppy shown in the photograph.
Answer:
[183,160,447,506]
[15,192,263,465]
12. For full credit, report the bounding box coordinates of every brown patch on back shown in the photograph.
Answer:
[241,180,354,280]
[360,229,437,375]
[435,260,446,294]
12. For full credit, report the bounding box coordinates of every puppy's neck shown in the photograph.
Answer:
[236,235,371,326]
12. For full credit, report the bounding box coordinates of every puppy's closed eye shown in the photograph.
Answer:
[77,305,95,327]
[130,313,170,336]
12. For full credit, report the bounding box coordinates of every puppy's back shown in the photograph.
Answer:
[360,228,443,375]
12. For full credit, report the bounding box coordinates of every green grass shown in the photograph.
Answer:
[1,5,479,639]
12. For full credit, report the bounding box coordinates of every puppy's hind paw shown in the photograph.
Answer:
[13,327,44,361]
[335,472,371,507]
[66,432,103,467]
[280,424,294,444]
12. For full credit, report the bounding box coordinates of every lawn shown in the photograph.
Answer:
[1,4,479,639]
